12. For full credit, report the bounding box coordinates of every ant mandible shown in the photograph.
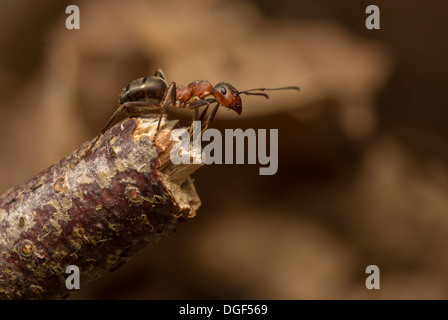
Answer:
[82,69,299,159]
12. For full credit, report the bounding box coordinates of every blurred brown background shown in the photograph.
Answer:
[0,0,447,299]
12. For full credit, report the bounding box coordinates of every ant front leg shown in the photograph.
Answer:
[188,99,217,136]
[201,102,220,134]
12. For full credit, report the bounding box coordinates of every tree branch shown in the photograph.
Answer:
[0,117,202,299]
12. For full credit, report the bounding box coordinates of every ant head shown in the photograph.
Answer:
[212,82,242,115]
[212,82,300,115]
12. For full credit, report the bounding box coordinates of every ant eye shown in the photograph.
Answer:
[219,86,227,95]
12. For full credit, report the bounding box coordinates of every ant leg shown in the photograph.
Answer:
[80,103,127,161]
[188,105,211,138]
[189,99,214,110]
[199,105,210,122]
[188,107,200,136]
[186,98,220,135]
[189,98,216,121]
[154,69,166,80]
[79,101,162,164]
[193,107,200,121]
[201,102,220,133]
[153,81,176,143]
[97,101,161,138]
[187,99,213,137]
[122,101,162,118]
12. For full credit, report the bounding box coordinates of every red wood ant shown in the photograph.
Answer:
[81,69,299,160]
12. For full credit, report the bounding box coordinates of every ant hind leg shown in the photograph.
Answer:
[153,82,176,143]
[154,69,167,80]
[79,103,128,163]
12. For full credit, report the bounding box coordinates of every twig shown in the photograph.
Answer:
[0,117,202,299]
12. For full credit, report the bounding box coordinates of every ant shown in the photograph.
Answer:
[81,69,299,160]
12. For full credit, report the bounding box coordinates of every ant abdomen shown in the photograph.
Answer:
[119,76,168,105]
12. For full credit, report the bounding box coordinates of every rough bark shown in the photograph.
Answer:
[0,117,202,299]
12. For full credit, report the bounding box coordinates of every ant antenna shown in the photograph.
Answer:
[239,86,300,99]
